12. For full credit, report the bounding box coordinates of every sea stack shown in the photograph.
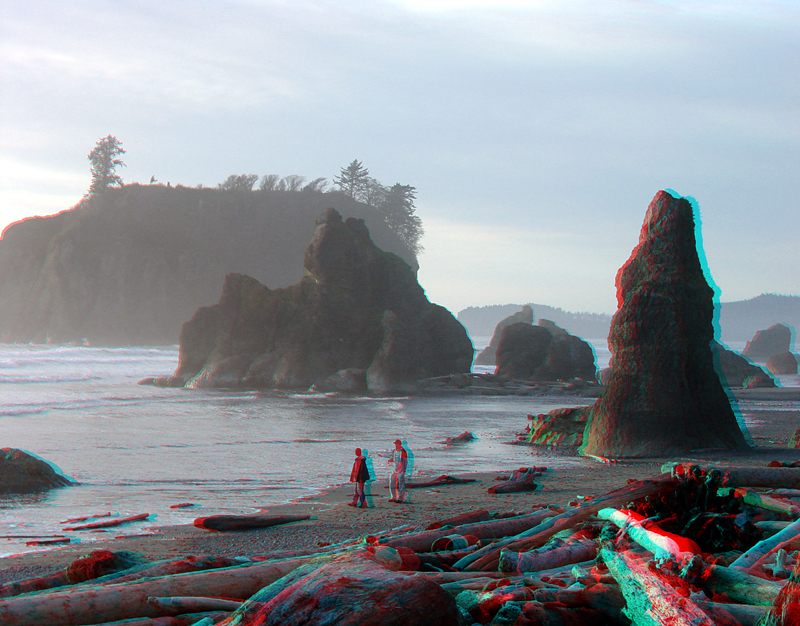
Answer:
[173,209,473,394]
[579,191,749,457]
[474,305,533,365]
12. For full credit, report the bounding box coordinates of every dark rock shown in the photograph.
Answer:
[743,323,794,359]
[474,305,533,365]
[174,209,473,394]
[578,191,749,457]
[530,191,748,457]
[744,373,778,389]
[714,342,776,388]
[495,321,597,382]
[0,448,74,494]
[245,550,461,626]
[537,318,568,337]
[534,333,597,381]
[767,351,799,376]
[495,323,553,379]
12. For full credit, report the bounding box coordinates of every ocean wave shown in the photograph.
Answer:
[0,374,100,384]
[0,406,47,417]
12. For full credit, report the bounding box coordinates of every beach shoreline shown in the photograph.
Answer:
[2,387,799,584]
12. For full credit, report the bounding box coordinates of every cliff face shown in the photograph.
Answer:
[0,185,417,345]
[174,209,473,393]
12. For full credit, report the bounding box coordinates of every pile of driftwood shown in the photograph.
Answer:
[3,464,800,625]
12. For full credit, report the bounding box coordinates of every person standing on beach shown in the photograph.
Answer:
[349,448,371,508]
[388,439,409,503]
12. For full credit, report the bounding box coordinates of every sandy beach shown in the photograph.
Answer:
[3,388,799,586]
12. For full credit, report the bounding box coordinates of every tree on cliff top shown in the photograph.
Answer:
[87,135,126,197]
[218,174,259,191]
[334,159,370,198]
[381,183,423,255]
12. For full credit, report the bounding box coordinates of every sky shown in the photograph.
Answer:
[1,0,798,315]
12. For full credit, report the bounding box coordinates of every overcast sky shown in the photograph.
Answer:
[1,0,798,315]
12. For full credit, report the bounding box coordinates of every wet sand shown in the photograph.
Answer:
[2,389,799,584]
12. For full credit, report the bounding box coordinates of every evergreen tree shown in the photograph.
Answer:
[380,184,423,255]
[87,135,126,197]
[334,159,370,198]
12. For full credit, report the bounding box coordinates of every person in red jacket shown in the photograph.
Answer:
[349,448,371,508]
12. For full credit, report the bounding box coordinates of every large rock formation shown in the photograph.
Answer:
[173,209,473,393]
[0,185,417,345]
[714,342,776,388]
[743,323,794,359]
[528,191,749,457]
[0,448,74,494]
[474,305,533,365]
[767,351,799,376]
[579,191,749,457]
[495,321,597,382]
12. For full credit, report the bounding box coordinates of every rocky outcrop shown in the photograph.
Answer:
[714,342,776,388]
[173,209,473,394]
[494,321,597,382]
[0,185,417,345]
[0,448,74,494]
[579,191,749,457]
[529,191,749,457]
[767,351,799,376]
[473,305,533,365]
[743,323,794,359]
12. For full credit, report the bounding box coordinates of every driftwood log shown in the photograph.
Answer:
[193,513,311,532]
[488,468,542,494]
[600,545,717,626]
[0,556,319,625]
[63,513,150,531]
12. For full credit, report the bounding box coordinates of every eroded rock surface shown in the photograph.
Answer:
[174,209,473,394]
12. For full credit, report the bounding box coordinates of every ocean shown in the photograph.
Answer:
[1,338,797,558]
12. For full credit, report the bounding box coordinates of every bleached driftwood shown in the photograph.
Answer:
[488,467,541,494]
[146,595,244,613]
[381,508,560,553]
[667,463,800,489]
[499,536,598,573]
[0,556,320,625]
[461,472,678,571]
[405,475,477,489]
[729,516,800,571]
[597,507,700,561]
[700,563,785,606]
[719,487,800,518]
[63,513,150,531]
[600,545,717,626]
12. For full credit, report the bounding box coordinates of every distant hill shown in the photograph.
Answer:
[0,184,417,345]
[458,293,800,345]
[458,304,612,340]
[716,293,800,343]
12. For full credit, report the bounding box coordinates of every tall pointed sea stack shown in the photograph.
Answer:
[580,191,749,457]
